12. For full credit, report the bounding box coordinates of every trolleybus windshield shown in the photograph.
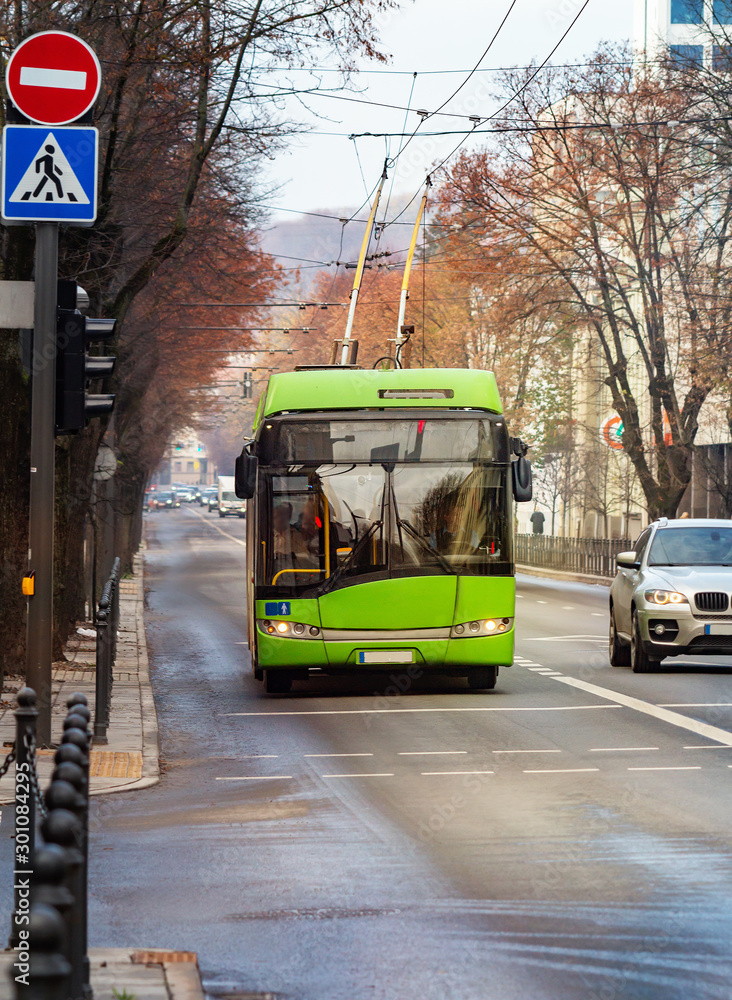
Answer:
[256,416,512,596]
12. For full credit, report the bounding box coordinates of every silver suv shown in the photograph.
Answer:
[609,518,732,672]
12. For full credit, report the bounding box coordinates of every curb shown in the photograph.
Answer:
[91,550,160,796]
[517,564,612,588]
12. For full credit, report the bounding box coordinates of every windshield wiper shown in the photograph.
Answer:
[397,517,456,573]
[320,519,383,594]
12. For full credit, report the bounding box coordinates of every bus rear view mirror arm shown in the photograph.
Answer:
[512,456,532,502]
[235,453,257,499]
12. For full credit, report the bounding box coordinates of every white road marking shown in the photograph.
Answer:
[491,749,561,754]
[536,600,548,604]
[659,703,732,707]
[683,744,732,749]
[590,747,659,752]
[20,66,87,89]
[224,706,623,717]
[524,768,600,774]
[524,635,606,642]
[304,753,373,758]
[215,775,292,780]
[185,506,246,547]
[561,606,575,610]
[539,672,564,676]
[528,667,549,671]
[239,754,278,758]
[516,594,525,598]
[322,773,394,778]
[398,751,467,755]
[550,675,732,745]
[627,766,702,772]
[421,770,494,776]
[591,613,604,617]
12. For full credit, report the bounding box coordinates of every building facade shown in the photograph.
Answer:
[635,0,732,67]
[156,433,214,486]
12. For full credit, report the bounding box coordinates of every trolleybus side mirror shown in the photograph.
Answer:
[235,453,257,499]
[512,456,533,502]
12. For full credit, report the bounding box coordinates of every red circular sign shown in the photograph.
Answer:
[6,31,101,126]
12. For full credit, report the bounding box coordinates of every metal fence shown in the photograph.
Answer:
[93,557,121,744]
[5,687,93,1000]
[515,534,632,578]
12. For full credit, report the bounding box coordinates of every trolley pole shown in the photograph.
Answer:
[26,222,59,746]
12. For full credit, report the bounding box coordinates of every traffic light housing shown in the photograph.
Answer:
[243,372,252,398]
[55,280,116,435]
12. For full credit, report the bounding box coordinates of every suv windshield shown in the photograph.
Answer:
[648,526,732,566]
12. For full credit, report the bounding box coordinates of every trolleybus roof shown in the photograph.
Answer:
[256,368,503,429]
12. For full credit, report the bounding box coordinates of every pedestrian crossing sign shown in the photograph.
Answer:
[1,125,98,224]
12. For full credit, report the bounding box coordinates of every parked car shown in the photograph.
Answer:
[609,517,732,672]
[154,491,179,510]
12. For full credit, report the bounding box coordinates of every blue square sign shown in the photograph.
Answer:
[265,602,291,617]
[2,125,98,225]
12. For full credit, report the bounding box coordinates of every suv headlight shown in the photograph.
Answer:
[258,619,321,639]
[644,590,688,605]
[451,617,513,637]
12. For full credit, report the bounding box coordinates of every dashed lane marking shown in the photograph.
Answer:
[322,773,394,778]
[304,753,373,758]
[421,770,494,776]
[524,635,606,642]
[590,747,659,752]
[524,768,600,774]
[491,749,561,754]
[398,751,467,755]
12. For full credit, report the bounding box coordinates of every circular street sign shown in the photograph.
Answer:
[6,31,101,126]
[93,444,117,482]
[600,414,624,450]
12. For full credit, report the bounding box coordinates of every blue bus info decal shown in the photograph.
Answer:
[265,602,291,616]
[2,125,98,224]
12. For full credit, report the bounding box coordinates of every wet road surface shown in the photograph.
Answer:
[7,506,732,999]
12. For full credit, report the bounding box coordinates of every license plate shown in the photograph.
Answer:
[704,624,732,635]
[358,650,414,665]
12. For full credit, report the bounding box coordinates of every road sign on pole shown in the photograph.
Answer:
[5,31,101,126]
[2,125,98,225]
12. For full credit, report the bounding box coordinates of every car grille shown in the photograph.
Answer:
[689,634,732,649]
[693,613,732,621]
[694,592,729,613]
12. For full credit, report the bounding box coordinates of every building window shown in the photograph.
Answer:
[670,43,704,66]
[713,43,732,68]
[174,461,182,472]
[186,461,194,472]
[671,0,703,22]
[714,0,732,22]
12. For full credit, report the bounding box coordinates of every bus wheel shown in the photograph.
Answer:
[265,670,292,694]
[467,667,497,690]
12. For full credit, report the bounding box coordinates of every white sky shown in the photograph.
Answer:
[262,0,636,219]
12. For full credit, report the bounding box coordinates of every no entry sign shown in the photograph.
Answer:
[6,31,101,126]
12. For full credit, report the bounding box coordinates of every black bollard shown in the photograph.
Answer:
[9,688,38,949]
[41,807,84,1000]
[31,845,75,1000]
[15,903,72,1000]
[61,726,92,1000]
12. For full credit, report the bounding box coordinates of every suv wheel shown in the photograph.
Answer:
[609,606,631,667]
[631,610,662,673]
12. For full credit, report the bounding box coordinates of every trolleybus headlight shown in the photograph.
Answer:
[451,617,514,638]
[276,622,289,633]
[309,626,319,636]
[257,619,321,639]
[293,623,305,635]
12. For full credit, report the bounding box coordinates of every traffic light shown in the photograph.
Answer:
[243,372,252,398]
[55,280,116,435]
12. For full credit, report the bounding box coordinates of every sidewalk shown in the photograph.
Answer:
[516,562,612,588]
[0,948,204,1000]
[0,551,159,802]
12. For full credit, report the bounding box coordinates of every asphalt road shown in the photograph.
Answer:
[20,507,732,998]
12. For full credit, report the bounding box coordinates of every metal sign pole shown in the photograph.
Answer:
[26,221,58,745]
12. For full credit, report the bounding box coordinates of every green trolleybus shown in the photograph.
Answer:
[235,367,533,693]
